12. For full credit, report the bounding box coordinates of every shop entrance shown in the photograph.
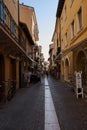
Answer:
[76,51,86,85]
[65,59,69,81]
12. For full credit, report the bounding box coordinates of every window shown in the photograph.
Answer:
[11,18,16,35]
[65,32,67,45]
[0,1,5,24]
[77,7,82,31]
[64,5,67,21]
[61,17,63,29]
[71,20,75,39]
[61,39,64,49]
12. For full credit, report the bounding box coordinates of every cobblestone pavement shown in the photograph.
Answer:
[48,76,87,130]
[1,76,87,130]
[0,79,45,130]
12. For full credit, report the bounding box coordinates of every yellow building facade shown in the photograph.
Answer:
[52,18,61,79]
[49,43,56,76]
[0,0,39,102]
[0,0,20,101]
[19,4,39,68]
[19,4,39,42]
[56,0,87,86]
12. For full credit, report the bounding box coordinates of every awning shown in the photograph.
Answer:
[19,22,35,45]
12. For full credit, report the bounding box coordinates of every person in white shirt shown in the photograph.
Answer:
[24,70,27,86]
[27,69,31,85]
[24,67,31,87]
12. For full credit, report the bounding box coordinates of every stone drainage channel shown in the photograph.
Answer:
[45,77,60,130]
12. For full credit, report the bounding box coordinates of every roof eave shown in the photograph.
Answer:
[56,0,65,18]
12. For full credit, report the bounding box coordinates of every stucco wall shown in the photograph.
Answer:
[4,0,19,25]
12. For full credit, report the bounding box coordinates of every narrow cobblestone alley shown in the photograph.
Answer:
[45,76,60,130]
[1,0,87,130]
[0,80,45,130]
[1,76,87,130]
[48,76,87,130]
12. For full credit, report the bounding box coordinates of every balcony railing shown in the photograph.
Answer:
[0,1,26,51]
[19,27,26,51]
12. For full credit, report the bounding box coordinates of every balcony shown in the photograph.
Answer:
[0,1,26,56]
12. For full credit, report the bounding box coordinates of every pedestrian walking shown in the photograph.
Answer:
[24,67,31,87]
[27,68,32,87]
[24,70,27,87]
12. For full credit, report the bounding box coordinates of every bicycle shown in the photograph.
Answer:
[0,80,8,103]
[7,80,16,101]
